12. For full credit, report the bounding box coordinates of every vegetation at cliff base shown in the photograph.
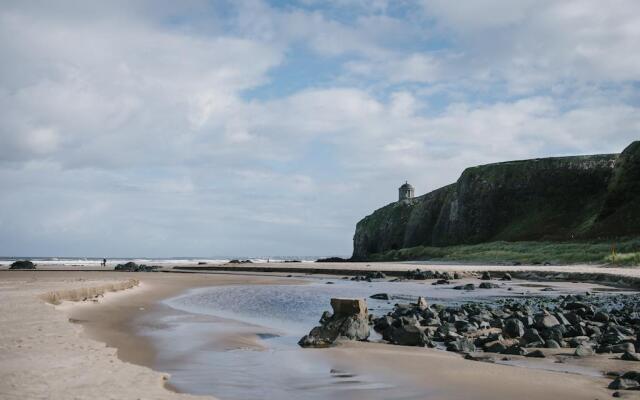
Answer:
[367,238,640,265]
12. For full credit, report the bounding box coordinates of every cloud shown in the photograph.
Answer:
[0,1,638,257]
[421,0,640,90]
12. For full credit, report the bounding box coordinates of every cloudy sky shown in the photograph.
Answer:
[1,0,639,257]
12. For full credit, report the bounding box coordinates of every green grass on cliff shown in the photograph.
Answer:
[367,238,640,265]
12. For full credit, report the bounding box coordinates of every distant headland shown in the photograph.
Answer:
[353,141,640,264]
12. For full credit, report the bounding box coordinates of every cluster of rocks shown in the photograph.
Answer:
[228,259,253,264]
[315,257,351,263]
[114,262,157,272]
[405,269,461,281]
[371,292,640,364]
[9,260,36,270]
[299,298,370,347]
[350,271,386,282]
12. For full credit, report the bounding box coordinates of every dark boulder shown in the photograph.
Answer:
[299,298,370,348]
[599,342,636,354]
[521,328,544,347]
[534,313,560,330]
[503,345,526,356]
[316,257,351,263]
[545,339,561,349]
[574,344,595,357]
[480,271,491,281]
[504,318,525,338]
[525,349,546,358]
[621,351,640,362]
[478,282,500,289]
[114,262,157,272]
[228,259,253,264]
[446,337,476,353]
[609,377,640,390]
[388,325,429,347]
[370,293,390,300]
[9,260,36,269]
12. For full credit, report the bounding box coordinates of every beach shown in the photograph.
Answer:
[2,264,640,399]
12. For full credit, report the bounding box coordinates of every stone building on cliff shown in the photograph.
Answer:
[398,181,414,201]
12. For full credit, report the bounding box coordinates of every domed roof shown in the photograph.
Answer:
[399,181,414,189]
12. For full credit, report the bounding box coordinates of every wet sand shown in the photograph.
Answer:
[2,268,639,399]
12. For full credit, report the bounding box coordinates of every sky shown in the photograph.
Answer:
[1,0,640,258]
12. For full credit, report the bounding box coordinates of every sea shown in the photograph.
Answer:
[0,256,337,267]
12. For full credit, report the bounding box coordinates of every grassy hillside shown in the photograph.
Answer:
[365,238,640,265]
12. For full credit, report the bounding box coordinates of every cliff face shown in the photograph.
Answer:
[352,141,640,260]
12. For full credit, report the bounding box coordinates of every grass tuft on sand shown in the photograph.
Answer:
[40,279,139,305]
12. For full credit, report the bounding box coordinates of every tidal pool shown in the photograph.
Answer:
[136,277,626,400]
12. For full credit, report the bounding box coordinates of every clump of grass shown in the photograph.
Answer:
[606,252,640,266]
[41,279,139,305]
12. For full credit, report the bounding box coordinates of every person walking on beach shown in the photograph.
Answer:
[102,258,107,267]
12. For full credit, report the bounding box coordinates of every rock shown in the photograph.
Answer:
[114,262,157,272]
[521,328,544,346]
[299,298,370,348]
[622,371,640,381]
[406,269,429,280]
[416,297,429,310]
[563,312,582,325]
[609,377,640,390]
[504,318,525,338]
[228,259,252,264]
[331,298,367,317]
[484,341,508,353]
[554,312,570,326]
[388,325,429,346]
[564,302,591,311]
[574,344,595,357]
[480,271,491,280]
[368,271,387,279]
[621,352,640,362]
[594,311,610,323]
[370,293,390,300]
[446,337,476,353]
[453,283,476,291]
[599,342,636,354]
[545,339,561,349]
[432,279,450,285]
[525,349,546,358]
[478,282,500,289]
[500,273,512,281]
[535,313,560,330]
[9,260,36,269]
[503,345,526,356]
[315,257,350,263]
[319,311,332,324]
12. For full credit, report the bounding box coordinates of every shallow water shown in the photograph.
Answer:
[139,278,625,400]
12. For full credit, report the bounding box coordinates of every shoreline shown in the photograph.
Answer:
[3,266,640,399]
[0,271,209,399]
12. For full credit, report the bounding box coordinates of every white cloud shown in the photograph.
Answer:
[422,0,640,89]
[0,1,638,257]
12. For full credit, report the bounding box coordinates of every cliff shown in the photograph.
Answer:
[352,141,640,260]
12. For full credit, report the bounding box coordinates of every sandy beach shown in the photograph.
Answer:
[2,265,640,399]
